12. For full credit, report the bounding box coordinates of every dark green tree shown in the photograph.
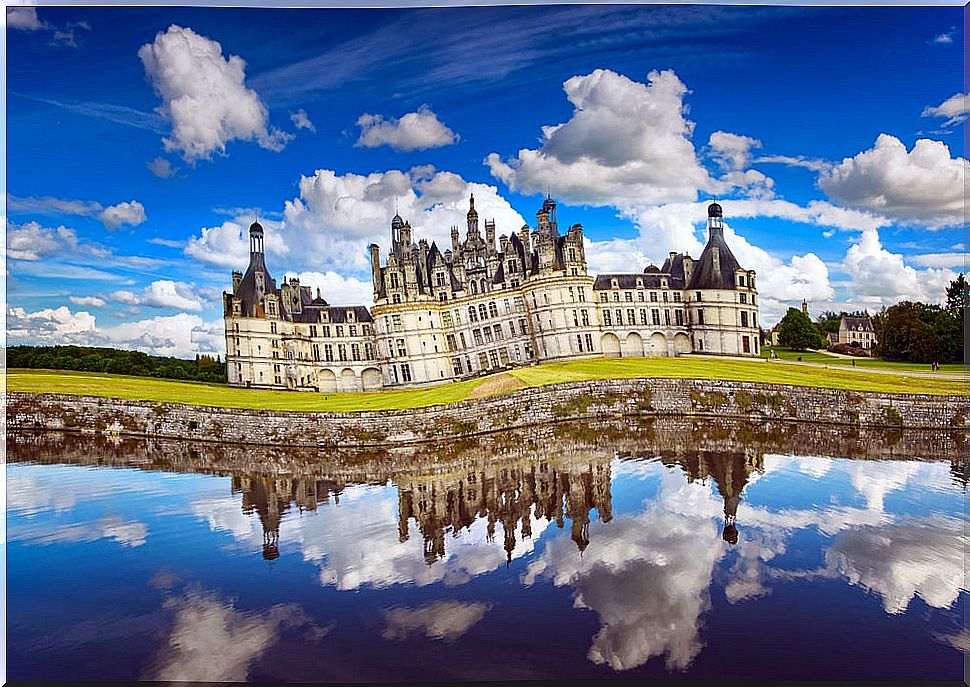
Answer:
[778,307,825,350]
[946,273,969,313]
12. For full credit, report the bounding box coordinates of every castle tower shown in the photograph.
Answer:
[466,193,479,237]
[248,220,267,299]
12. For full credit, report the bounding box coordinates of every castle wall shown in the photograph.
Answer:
[8,378,966,450]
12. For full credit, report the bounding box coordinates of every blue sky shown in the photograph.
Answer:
[5,3,965,357]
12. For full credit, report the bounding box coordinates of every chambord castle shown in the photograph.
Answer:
[224,197,760,391]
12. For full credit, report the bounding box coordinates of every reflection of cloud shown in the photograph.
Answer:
[825,519,964,614]
[9,514,147,547]
[524,471,723,672]
[381,601,490,642]
[147,590,318,682]
[842,461,923,512]
[722,532,784,604]
[192,484,551,589]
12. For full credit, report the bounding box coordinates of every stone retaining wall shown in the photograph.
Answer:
[6,378,967,448]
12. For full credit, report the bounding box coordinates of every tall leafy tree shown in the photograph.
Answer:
[778,307,824,350]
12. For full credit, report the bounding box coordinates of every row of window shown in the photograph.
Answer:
[264,322,371,338]
[308,342,375,363]
[692,309,758,328]
[602,308,686,328]
[599,290,681,304]
[444,317,531,352]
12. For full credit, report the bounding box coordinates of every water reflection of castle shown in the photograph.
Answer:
[398,460,614,563]
[662,451,764,545]
[228,450,763,562]
[231,475,346,560]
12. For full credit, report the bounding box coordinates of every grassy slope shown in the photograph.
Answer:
[762,346,965,372]
[6,356,965,413]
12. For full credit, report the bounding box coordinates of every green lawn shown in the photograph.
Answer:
[762,346,966,373]
[5,356,965,413]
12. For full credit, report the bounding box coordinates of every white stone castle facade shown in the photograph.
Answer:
[224,198,760,391]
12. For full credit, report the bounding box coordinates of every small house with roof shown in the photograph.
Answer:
[838,315,876,349]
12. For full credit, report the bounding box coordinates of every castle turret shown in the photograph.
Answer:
[466,194,479,237]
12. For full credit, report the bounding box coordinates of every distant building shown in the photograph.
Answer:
[838,315,876,349]
[224,198,761,391]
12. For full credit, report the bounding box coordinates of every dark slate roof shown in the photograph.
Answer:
[593,273,664,290]
[234,251,275,317]
[289,305,373,324]
[687,228,745,291]
[841,316,873,332]
[659,254,690,288]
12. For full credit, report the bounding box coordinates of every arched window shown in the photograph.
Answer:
[488,301,498,318]
[468,306,478,322]
[470,280,478,294]
[480,279,487,293]
[479,303,488,320]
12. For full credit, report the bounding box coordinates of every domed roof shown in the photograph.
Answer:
[643,264,661,273]
[391,213,404,229]
[707,201,723,218]
[249,220,264,233]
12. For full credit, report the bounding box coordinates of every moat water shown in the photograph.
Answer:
[6,421,967,682]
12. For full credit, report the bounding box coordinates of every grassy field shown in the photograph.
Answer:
[762,346,966,373]
[5,355,965,413]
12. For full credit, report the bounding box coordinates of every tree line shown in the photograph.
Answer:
[772,273,967,364]
[7,345,227,383]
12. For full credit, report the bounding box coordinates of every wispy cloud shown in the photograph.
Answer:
[930,26,957,45]
[754,155,831,173]
[8,194,148,230]
[10,91,166,134]
[251,5,797,105]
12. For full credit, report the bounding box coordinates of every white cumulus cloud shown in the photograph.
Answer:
[184,216,289,269]
[147,156,178,178]
[290,108,316,132]
[819,134,965,228]
[279,167,525,273]
[356,105,459,151]
[8,7,47,30]
[139,24,292,161]
[842,227,957,306]
[486,69,711,206]
[6,305,225,358]
[908,252,968,269]
[281,271,374,307]
[69,295,107,308]
[98,200,147,230]
[109,280,205,312]
[921,92,968,128]
[708,131,761,171]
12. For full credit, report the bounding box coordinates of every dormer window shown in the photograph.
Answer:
[347,310,355,321]
[739,275,746,287]
[611,278,618,288]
